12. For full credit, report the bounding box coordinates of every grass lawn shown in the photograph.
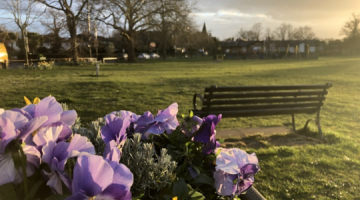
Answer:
[1,56,360,199]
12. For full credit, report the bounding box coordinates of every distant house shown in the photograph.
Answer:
[221,38,321,59]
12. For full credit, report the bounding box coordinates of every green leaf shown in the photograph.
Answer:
[44,194,69,200]
[193,174,215,187]
[181,114,185,118]
[24,179,44,200]
[132,193,144,200]
[190,111,194,117]
[188,190,205,200]
[0,183,17,200]
[217,139,225,144]
[173,178,188,199]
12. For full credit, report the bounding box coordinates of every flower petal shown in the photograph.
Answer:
[59,110,77,126]
[99,184,132,200]
[237,178,254,194]
[0,117,17,153]
[146,123,165,135]
[67,134,95,158]
[17,116,48,141]
[0,152,16,185]
[111,163,133,188]
[101,114,130,145]
[214,170,237,196]
[215,149,241,174]
[72,155,114,197]
[0,110,28,130]
[153,103,178,123]
[33,97,63,127]
[33,125,64,149]
[134,111,154,134]
[43,170,63,194]
[103,140,121,163]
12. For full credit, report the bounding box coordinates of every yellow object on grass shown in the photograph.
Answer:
[24,96,41,105]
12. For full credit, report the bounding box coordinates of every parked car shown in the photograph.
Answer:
[138,53,150,59]
[149,53,160,59]
[0,43,9,69]
[118,53,128,61]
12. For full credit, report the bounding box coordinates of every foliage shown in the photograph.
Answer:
[121,133,177,199]
[37,61,54,70]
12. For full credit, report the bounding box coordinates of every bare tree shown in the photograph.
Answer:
[151,0,194,59]
[3,0,45,66]
[264,27,272,39]
[340,13,360,39]
[273,23,295,40]
[97,0,163,62]
[36,0,89,62]
[251,23,262,40]
[236,28,248,40]
[41,9,66,53]
[293,26,316,40]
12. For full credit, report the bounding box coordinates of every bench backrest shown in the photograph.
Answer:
[198,83,333,117]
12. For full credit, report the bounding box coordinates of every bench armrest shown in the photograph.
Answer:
[193,93,204,109]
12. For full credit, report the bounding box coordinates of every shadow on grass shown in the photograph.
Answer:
[223,128,341,149]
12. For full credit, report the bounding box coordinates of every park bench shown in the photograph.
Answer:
[191,83,333,140]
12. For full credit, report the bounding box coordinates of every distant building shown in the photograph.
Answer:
[221,38,321,59]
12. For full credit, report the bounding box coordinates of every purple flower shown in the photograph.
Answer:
[103,140,121,164]
[35,124,95,194]
[194,114,221,143]
[66,154,133,200]
[0,110,47,185]
[111,110,141,123]
[12,97,77,142]
[214,148,260,196]
[114,110,141,138]
[101,114,131,150]
[135,103,179,139]
[190,114,222,155]
[182,116,203,137]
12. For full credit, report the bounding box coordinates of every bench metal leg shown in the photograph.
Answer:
[292,114,296,131]
[316,111,323,140]
[303,111,323,140]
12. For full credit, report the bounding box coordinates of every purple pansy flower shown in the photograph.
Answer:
[103,140,121,165]
[35,125,95,194]
[182,115,203,137]
[112,110,141,138]
[0,110,48,185]
[135,103,179,139]
[66,154,133,200]
[189,114,222,155]
[214,148,260,196]
[101,114,131,151]
[12,97,77,143]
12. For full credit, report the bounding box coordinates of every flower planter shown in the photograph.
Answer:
[240,187,266,200]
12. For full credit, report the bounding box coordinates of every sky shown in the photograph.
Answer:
[192,0,359,40]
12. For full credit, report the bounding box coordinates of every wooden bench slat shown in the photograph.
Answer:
[195,107,318,118]
[202,97,326,106]
[204,84,332,92]
[204,91,327,99]
[205,102,323,111]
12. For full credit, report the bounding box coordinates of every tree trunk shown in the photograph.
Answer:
[21,29,29,66]
[67,15,78,63]
[127,34,136,62]
[162,38,167,60]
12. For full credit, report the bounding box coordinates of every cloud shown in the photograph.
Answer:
[193,0,358,39]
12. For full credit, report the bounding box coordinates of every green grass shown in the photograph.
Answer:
[1,56,360,199]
